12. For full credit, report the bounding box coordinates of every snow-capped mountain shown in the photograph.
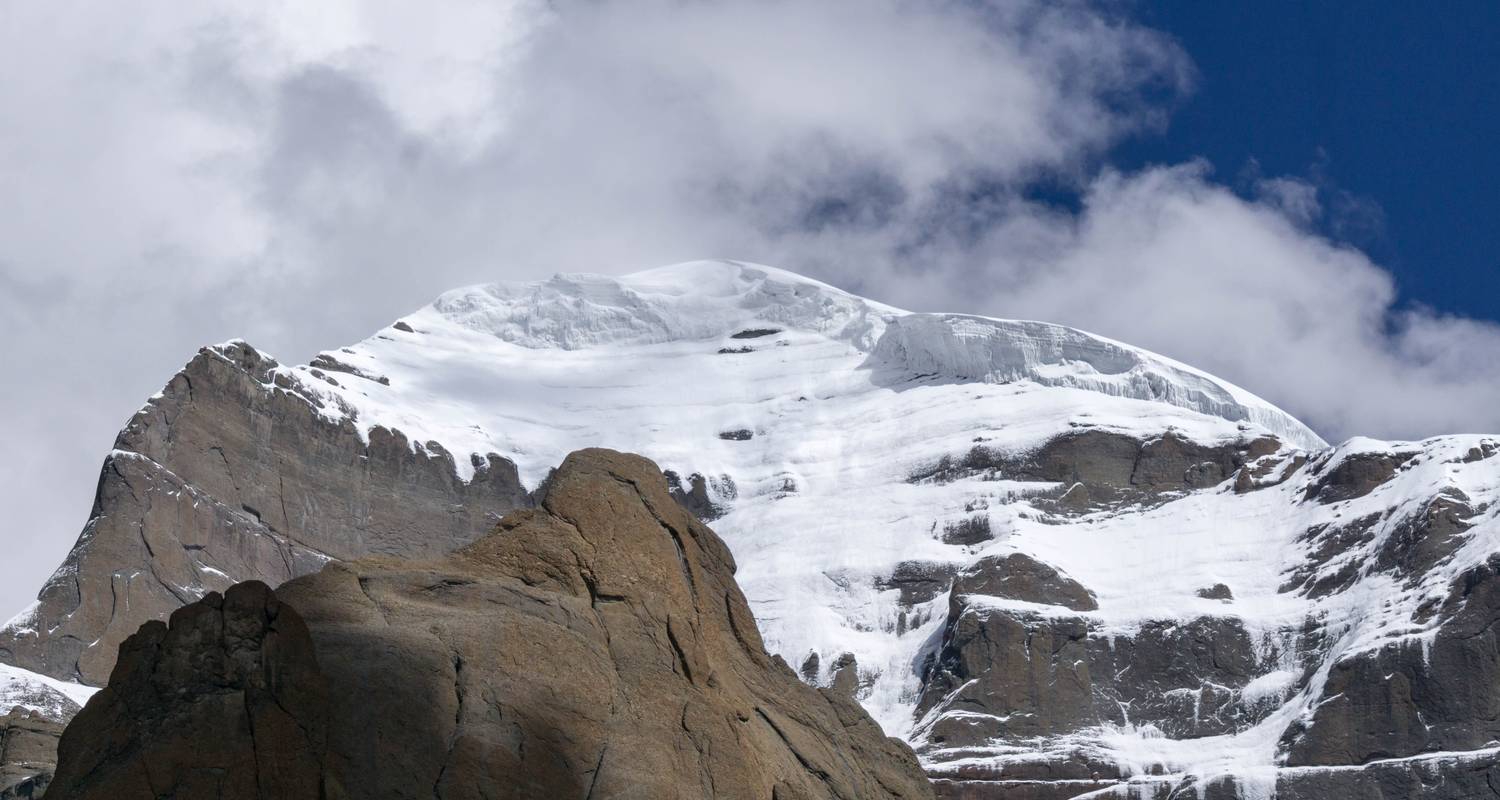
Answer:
[4,260,1498,798]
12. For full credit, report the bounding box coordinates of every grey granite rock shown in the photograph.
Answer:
[0,341,528,686]
[0,711,64,800]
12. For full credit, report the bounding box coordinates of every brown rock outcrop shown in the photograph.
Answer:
[51,449,934,800]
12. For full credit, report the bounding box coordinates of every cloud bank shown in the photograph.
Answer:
[1,0,1495,613]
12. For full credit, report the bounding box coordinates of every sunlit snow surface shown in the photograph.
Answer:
[123,261,1500,788]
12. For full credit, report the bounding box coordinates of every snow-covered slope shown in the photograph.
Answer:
[0,660,95,721]
[0,604,95,720]
[250,260,1322,724]
[9,259,1500,798]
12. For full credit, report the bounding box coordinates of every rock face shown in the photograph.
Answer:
[0,341,528,686]
[51,449,934,800]
[1283,551,1500,767]
[916,567,1268,753]
[0,711,64,799]
[1275,752,1500,800]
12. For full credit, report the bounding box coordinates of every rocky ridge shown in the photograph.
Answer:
[0,340,528,686]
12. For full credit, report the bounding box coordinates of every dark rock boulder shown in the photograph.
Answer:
[730,328,780,339]
[1,711,64,800]
[1459,440,1498,463]
[0,341,529,685]
[1304,450,1414,504]
[940,515,994,546]
[663,469,735,521]
[799,652,821,682]
[912,430,1282,510]
[48,581,327,800]
[828,652,863,700]
[875,560,954,637]
[878,561,959,607]
[1195,583,1233,601]
[952,554,1097,612]
[51,449,934,800]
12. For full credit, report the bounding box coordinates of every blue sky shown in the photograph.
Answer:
[1125,0,1500,322]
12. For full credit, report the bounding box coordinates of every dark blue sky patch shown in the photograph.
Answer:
[1117,0,1500,322]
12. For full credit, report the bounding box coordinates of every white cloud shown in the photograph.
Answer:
[958,163,1500,440]
[0,0,1494,614]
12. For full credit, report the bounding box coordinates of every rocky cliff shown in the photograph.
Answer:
[49,449,934,800]
[0,340,528,686]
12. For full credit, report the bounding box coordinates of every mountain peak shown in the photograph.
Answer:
[291,259,1323,482]
[16,259,1487,798]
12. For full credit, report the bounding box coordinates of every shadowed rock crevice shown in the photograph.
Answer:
[49,449,933,800]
